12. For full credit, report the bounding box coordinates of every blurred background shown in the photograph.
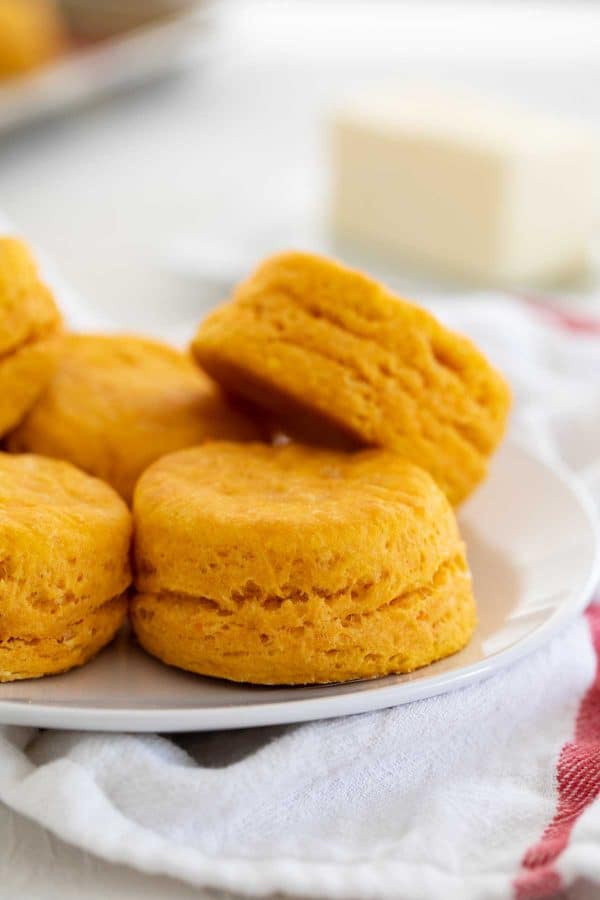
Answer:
[1,0,600,339]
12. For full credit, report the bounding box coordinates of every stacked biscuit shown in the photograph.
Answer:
[0,238,510,684]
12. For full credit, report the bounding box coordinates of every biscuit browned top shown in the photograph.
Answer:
[134,441,462,609]
[192,252,511,504]
[8,333,263,502]
[0,452,131,636]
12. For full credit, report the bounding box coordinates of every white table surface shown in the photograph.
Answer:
[1,2,600,897]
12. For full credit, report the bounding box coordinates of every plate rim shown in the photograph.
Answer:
[1,438,599,732]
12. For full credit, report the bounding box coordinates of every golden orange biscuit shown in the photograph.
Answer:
[0,237,62,436]
[8,333,263,503]
[0,453,131,682]
[0,0,66,79]
[131,442,476,685]
[0,595,127,683]
[192,252,511,505]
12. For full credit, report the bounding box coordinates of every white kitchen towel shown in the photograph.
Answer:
[1,280,600,900]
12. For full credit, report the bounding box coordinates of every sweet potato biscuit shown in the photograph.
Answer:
[8,333,263,503]
[0,453,131,682]
[191,252,511,505]
[131,442,476,685]
[0,0,66,79]
[0,595,127,683]
[0,237,62,436]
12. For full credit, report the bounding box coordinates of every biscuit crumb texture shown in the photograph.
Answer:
[132,442,476,684]
[0,237,62,435]
[0,594,127,682]
[8,333,262,502]
[0,453,131,681]
[192,252,511,505]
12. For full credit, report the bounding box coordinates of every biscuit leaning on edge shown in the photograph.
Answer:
[191,252,511,505]
[0,453,132,682]
[7,333,263,503]
[0,237,62,437]
[131,442,476,685]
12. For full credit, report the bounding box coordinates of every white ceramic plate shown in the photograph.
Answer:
[0,439,597,732]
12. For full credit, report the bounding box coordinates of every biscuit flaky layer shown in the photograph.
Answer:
[133,442,476,684]
[132,557,475,684]
[192,251,511,505]
[8,333,262,502]
[0,453,132,638]
[0,237,62,435]
[0,594,127,682]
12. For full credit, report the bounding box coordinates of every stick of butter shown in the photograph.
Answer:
[331,86,597,285]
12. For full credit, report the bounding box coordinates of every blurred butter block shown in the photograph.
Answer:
[331,87,598,285]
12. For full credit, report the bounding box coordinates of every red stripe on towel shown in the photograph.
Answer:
[514,604,600,899]
[520,296,600,337]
